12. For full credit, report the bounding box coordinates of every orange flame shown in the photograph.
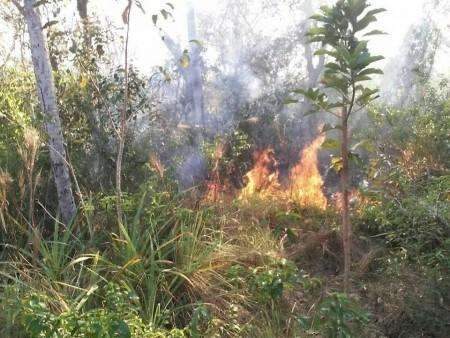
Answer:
[238,135,328,210]
[239,148,280,199]
[289,134,327,210]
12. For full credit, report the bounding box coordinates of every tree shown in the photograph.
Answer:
[116,0,132,226]
[12,0,76,224]
[289,0,385,292]
[159,1,205,127]
[77,0,88,20]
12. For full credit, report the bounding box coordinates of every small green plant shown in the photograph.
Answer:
[5,283,188,338]
[249,258,299,302]
[288,0,386,292]
[227,258,300,303]
[299,293,369,338]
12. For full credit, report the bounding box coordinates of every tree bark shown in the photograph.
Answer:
[77,0,88,20]
[116,0,132,226]
[341,107,351,293]
[186,1,205,127]
[161,1,205,127]
[21,0,76,224]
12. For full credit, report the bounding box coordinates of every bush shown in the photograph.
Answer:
[2,283,188,338]
[298,293,370,338]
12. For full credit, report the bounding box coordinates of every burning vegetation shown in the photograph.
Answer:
[209,134,329,210]
[1,0,449,337]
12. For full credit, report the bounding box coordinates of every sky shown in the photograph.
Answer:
[1,0,447,78]
[85,0,434,73]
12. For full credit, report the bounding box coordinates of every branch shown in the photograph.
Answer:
[346,81,356,122]
[11,0,24,14]
[160,31,187,78]
[160,31,181,58]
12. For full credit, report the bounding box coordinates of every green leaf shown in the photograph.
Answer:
[355,54,384,69]
[355,14,377,31]
[363,29,387,36]
[354,75,371,82]
[350,0,369,18]
[322,138,341,150]
[135,1,145,14]
[328,102,345,109]
[309,14,331,23]
[284,98,299,105]
[189,39,203,47]
[353,41,368,57]
[307,27,328,36]
[110,320,131,338]
[355,8,386,31]
[325,62,342,71]
[42,20,58,30]
[366,8,388,16]
[160,9,171,20]
[298,88,324,102]
[308,36,326,43]
[366,55,385,64]
[322,74,349,92]
[349,152,363,166]
[357,68,383,77]
[314,48,329,56]
[152,14,158,25]
[292,88,307,95]
[304,109,319,116]
[336,45,352,64]
[356,88,380,104]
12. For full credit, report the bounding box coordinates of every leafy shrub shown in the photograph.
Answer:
[358,175,449,263]
[356,83,449,264]
[299,293,370,338]
[3,283,188,338]
[227,258,300,303]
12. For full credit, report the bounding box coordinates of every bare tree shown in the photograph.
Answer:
[12,0,76,224]
[77,0,88,20]
[116,0,132,225]
[161,1,205,127]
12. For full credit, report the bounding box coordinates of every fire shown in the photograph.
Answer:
[203,142,226,203]
[239,148,280,199]
[289,134,327,210]
[238,135,328,210]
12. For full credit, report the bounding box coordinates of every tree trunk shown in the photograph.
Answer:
[116,0,132,226]
[22,0,76,224]
[186,1,205,127]
[77,0,88,20]
[341,107,351,293]
[161,2,205,127]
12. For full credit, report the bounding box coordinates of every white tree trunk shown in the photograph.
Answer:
[161,1,205,127]
[22,0,76,223]
[186,1,205,127]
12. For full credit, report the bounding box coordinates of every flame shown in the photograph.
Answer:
[238,135,328,210]
[289,134,327,210]
[203,142,226,203]
[239,148,280,199]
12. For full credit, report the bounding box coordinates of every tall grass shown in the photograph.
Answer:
[0,178,282,336]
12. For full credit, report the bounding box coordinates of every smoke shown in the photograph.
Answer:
[380,0,450,106]
[176,147,207,189]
